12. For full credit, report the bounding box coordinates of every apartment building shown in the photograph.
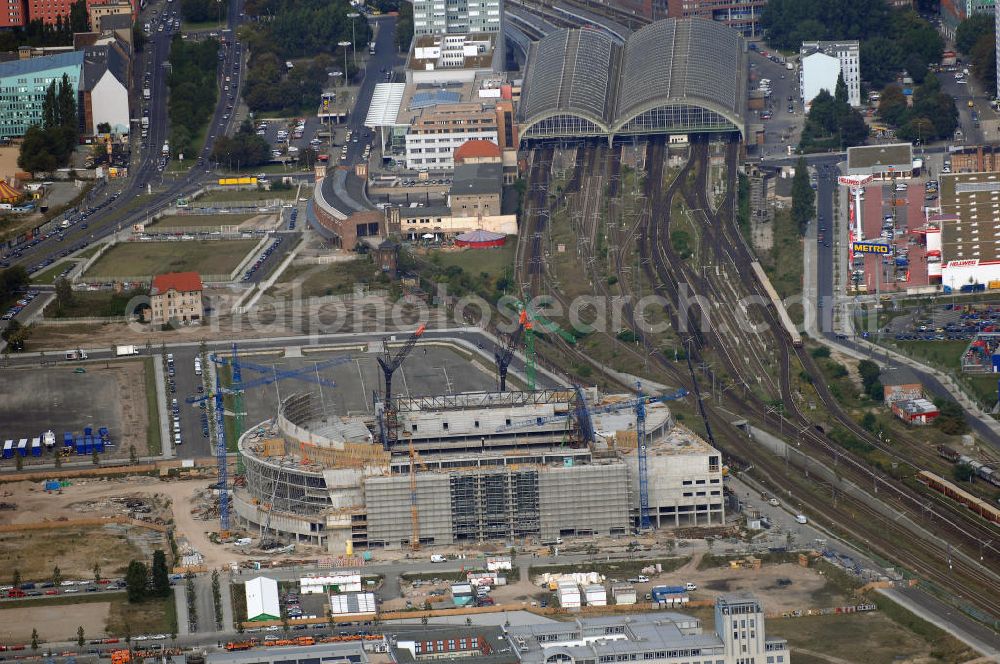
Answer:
[150,271,204,326]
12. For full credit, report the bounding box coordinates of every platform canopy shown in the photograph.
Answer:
[364,83,407,128]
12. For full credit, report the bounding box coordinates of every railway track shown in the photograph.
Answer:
[515,141,1000,622]
[640,137,1000,621]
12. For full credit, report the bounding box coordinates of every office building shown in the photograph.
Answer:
[149,271,204,326]
[0,51,83,138]
[665,0,765,38]
[0,0,26,28]
[412,0,502,37]
[800,40,861,108]
[509,596,788,664]
[942,0,994,39]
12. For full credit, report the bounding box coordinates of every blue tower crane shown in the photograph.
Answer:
[496,385,689,530]
[188,346,354,537]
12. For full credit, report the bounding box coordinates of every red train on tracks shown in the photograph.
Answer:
[916,470,1000,524]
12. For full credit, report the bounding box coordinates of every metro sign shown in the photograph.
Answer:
[852,241,891,254]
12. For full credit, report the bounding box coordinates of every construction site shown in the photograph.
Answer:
[226,326,727,553]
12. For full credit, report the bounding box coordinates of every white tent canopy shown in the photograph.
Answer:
[245,576,280,621]
[364,83,406,128]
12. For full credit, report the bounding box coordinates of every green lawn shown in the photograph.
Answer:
[31,261,74,285]
[197,188,298,203]
[427,241,516,280]
[273,258,376,298]
[886,339,968,371]
[43,289,148,319]
[84,240,256,278]
[150,213,256,228]
[106,592,177,637]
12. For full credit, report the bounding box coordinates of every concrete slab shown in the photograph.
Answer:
[0,365,124,453]
[237,345,497,427]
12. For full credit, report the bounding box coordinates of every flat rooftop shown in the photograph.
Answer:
[847,143,913,171]
[408,33,498,72]
[396,72,504,126]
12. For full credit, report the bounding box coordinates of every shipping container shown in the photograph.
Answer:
[17,438,28,457]
[2,440,13,459]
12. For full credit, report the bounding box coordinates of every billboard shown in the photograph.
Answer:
[852,241,891,254]
[838,175,873,188]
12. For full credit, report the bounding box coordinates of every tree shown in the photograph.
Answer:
[395,0,412,51]
[953,462,975,482]
[878,84,908,126]
[956,13,994,54]
[15,454,22,471]
[52,566,62,586]
[834,73,848,106]
[94,562,101,583]
[92,448,100,465]
[934,398,969,435]
[96,122,111,134]
[12,569,20,587]
[132,25,146,52]
[791,156,814,234]
[861,412,877,432]
[129,444,137,464]
[77,626,85,647]
[53,277,73,311]
[125,560,149,603]
[30,628,38,650]
[971,32,997,92]
[151,550,170,597]
[69,0,87,32]
[18,125,58,174]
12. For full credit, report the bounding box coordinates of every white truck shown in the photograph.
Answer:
[115,345,139,357]
[64,349,88,360]
[143,88,151,100]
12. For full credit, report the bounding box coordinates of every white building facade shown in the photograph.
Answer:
[88,68,129,135]
[413,0,502,35]
[800,40,861,108]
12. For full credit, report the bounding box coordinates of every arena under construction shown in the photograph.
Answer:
[234,384,725,552]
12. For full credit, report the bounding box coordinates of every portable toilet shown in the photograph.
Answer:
[2,440,13,459]
[17,438,28,457]
[63,432,73,447]
[84,426,93,438]
[75,436,86,455]
[98,427,109,441]
[30,437,41,457]
[95,437,105,453]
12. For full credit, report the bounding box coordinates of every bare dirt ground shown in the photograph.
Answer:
[0,601,112,642]
[0,477,254,570]
[27,299,454,350]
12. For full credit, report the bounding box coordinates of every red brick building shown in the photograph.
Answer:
[665,0,765,38]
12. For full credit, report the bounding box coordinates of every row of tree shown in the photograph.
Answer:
[762,0,942,90]
[242,52,332,114]
[798,76,868,153]
[180,0,227,24]
[18,74,79,173]
[125,550,172,603]
[210,120,272,167]
[877,75,959,144]
[167,36,219,159]
[955,14,997,95]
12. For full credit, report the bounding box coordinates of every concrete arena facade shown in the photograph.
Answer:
[235,391,726,553]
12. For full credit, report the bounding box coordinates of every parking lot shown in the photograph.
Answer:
[851,180,933,294]
[256,116,324,163]
[885,301,1000,342]
[0,363,140,464]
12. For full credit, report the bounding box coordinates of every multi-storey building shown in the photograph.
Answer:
[0,0,26,28]
[936,171,1000,290]
[149,271,204,326]
[942,0,994,39]
[665,0,766,38]
[404,102,499,170]
[510,597,789,664]
[0,51,83,138]
[800,40,861,108]
[412,0,502,36]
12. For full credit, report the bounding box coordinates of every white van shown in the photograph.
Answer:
[430,554,447,563]
[795,514,808,524]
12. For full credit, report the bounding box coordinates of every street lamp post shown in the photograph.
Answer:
[347,12,360,66]
[338,41,352,87]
